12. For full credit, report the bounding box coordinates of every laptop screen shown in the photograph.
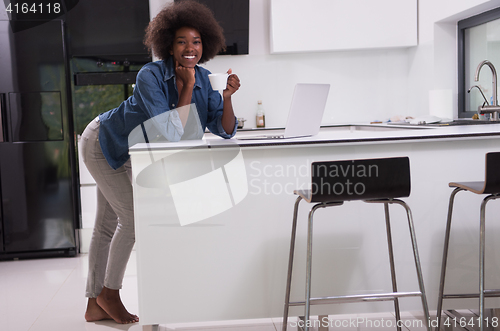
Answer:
[284,83,330,138]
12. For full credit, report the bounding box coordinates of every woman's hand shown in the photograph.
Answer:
[220,68,240,134]
[223,68,240,100]
[175,61,196,90]
[175,61,196,126]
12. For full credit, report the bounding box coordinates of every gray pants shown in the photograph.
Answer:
[80,118,135,298]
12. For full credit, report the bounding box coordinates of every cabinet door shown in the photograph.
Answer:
[270,0,417,53]
[0,141,76,252]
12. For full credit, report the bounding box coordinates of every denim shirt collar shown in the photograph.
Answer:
[163,57,202,90]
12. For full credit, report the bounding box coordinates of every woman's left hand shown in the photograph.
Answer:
[223,68,240,99]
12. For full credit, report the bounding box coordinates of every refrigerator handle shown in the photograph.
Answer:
[0,93,8,143]
[0,93,5,143]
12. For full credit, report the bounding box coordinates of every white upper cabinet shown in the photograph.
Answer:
[270,0,417,53]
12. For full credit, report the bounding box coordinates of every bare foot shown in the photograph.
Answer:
[85,298,112,322]
[96,287,139,324]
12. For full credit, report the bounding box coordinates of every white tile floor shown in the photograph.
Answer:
[0,252,430,331]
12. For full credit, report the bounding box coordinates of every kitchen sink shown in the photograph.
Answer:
[424,120,500,126]
[324,124,432,132]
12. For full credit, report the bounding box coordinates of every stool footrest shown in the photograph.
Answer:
[443,289,500,299]
[289,291,422,306]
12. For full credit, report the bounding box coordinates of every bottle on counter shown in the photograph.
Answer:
[256,100,265,128]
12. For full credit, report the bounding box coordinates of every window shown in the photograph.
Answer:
[459,7,500,118]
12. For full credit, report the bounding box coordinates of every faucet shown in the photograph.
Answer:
[474,60,500,121]
[468,85,489,106]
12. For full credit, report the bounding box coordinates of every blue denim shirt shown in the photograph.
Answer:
[98,57,238,170]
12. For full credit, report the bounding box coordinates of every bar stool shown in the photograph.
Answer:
[282,157,430,331]
[436,152,500,331]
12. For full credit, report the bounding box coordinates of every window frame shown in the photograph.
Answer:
[458,7,500,118]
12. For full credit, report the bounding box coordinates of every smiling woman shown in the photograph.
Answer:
[144,0,225,63]
[80,0,241,326]
[143,0,240,133]
[170,26,203,68]
[169,27,204,124]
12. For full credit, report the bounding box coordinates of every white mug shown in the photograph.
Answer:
[208,73,234,91]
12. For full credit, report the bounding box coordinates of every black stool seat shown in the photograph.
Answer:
[436,152,500,331]
[296,157,411,203]
[282,156,430,331]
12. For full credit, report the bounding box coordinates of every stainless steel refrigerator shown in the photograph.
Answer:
[0,19,78,258]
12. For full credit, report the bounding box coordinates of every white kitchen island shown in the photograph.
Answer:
[129,122,500,327]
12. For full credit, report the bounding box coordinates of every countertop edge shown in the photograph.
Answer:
[129,124,500,152]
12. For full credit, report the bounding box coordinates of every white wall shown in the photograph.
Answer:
[150,0,500,127]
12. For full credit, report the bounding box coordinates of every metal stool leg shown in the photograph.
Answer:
[479,194,499,331]
[436,188,464,331]
[480,197,486,331]
[283,200,342,331]
[282,196,303,331]
[384,202,402,331]
[393,199,431,331]
[304,203,325,331]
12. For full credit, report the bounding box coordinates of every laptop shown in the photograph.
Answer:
[237,83,330,140]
